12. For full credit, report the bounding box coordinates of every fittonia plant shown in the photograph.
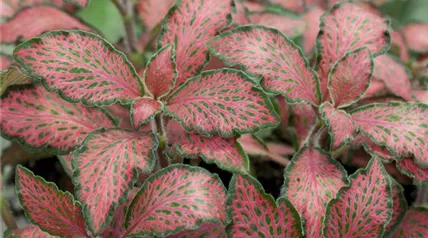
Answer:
[0,0,427,237]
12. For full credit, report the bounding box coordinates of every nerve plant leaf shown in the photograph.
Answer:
[130,98,163,129]
[0,54,13,70]
[351,102,428,167]
[282,147,348,237]
[384,179,407,236]
[67,0,88,8]
[231,0,249,26]
[289,103,317,148]
[158,0,232,89]
[0,85,115,154]
[166,69,279,136]
[13,30,143,106]
[351,134,395,162]
[15,166,87,237]
[392,207,428,237]
[227,173,303,237]
[316,2,390,99]
[302,7,324,54]
[167,120,249,173]
[72,129,157,235]
[0,6,91,44]
[320,102,356,150]
[324,156,393,237]
[207,26,320,105]
[0,66,33,95]
[328,48,373,108]
[249,12,306,38]
[4,225,55,238]
[403,23,428,53]
[168,223,226,238]
[396,157,428,186]
[125,165,227,237]
[137,0,175,31]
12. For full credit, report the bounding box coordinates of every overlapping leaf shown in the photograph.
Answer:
[0,6,91,44]
[167,120,249,173]
[130,98,163,129]
[396,157,428,186]
[384,179,407,236]
[137,0,175,31]
[125,165,227,237]
[58,155,73,177]
[0,66,33,95]
[324,157,392,237]
[403,23,428,53]
[142,44,176,99]
[67,0,88,8]
[227,173,303,237]
[316,2,390,98]
[289,103,317,148]
[328,48,373,107]
[351,134,395,162]
[14,30,143,106]
[231,0,249,26]
[207,26,320,105]
[0,0,73,18]
[168,223,226,238]
[391,31,409,62]
[166,69,279,136]
[158,0,232,89]
[282,147,348,237]
[4,225,55,238]
[392,207,428,237]
[15,166,87,237]
[249,12,306,38]
[320,103,356,150]
[0,0,19,18]
[351,102,428,167]
[0,85,115,154]
[302,7,324,54]
[362,79,387,99]
[373,54,413,101]
[0,54,12,70]
[72,129,157,235]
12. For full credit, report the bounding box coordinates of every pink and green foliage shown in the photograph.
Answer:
[248,12,306,38]
[5,225,55,238]
[158,0,232,90]
[130,98,163,129]
[72,129,157,235]
[324,157,393,237]
[207,26,321,105]
[15,166,87,237]
[316,2,390,99]
[231,0,249,26]
[227,173,303,237]
[0,55,12,70]
[67,0,88,8]
[403,23,428,53]
[351,102,428,167]
[289,103,317,148]
[396,157,428,186]
[137,0,175,31]
[282,147,348,237]
[166,69,279,136]
[0,6,90,44]
[13,30,143,106]
[125,165,227,237]
[384,179,407,236]
[320,103,356,150]
[392,207,428,237]
[0,0,73,18]
[168,223,226,238]
[328,48,373,108]
[0,85,115,154]
[302,6,324,54]
[351,134,395,162]
[167,120,249,173]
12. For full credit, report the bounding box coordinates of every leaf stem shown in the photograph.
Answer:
[111,0,136,53]
[0,172,17,229]
[152,115,169,169]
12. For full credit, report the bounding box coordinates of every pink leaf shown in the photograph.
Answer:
[166,69,279,136]
[13,30,143,106]
[384,179,407,236]
[351,102,428,167]
[302,6,324,54]
[362,79,387,99]
[143,44,177,99]
[237,134,269,156]
[167,223,226,238]
[403,23,428,53]
[67,0,88,8]
[167,120,249,173]
[158,0,232,89]
[5,225,55,238]
[58,155,73,177]
[0,85,115,154]
[282,147,348,237]
[269,0,305,12]
[249,12,306,38]
[373,54,413,101]
[130,98,163,129]
[0,0,19,18]
[104,103,132,129]
[317,2,390,99]
[72,129,157,235]
[320,102,356,150]
[351,134,395,162]
[0,6,91,44]
[15,166,87,237]
[413,90,428,104]
[324,156,393,237]
[392,207,428,237]
[390,30,409,62]
[289,103,317,148]
[231,0,249,26]
[207,26,320,105]
[396,157,428,186]
[125,165,227,237]
[228,173,303,237]
[137,0,175,31]
[328,48,373,108]
[0,54,13,70]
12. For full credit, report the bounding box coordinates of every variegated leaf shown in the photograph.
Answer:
[403,23,428,53]
[168,223,226,238]
[228,173,303,237]
[0,85,115,154]
[231,0,249,26]
[158,0,232,89]
[362,79,387,99]
[137,0,175,31]
[143,44,176,99]
[165,69,279,136]
[317,2,390,99]
[0,0,19,18]
[58,155,73,177]
[351,102,428,167]
[4,225,55,238]
[289,103,317,148]
[396,157,428,186]
[328,48,373,108]
[167,120,249,173]
[384,179,408,236]
[130,98,163,129]
[269,0,305,12]
[391,30,409,62]
[15,166,87,237]
[249,12,306,38]
[302,7,324,54]
[320,102,356,150]
[392,207,428,237]
[351,134,395,162]
[324,156,393,237]
[0,54,13,70]
[413,90,428,104]
[72,129,157,235]
[0,66,33,95]
[125,165,227,237]
[0,6,91,44]
[207,26,321,105]
[67,0,88,8]
[282,147,348,237]
[14,30,143,106]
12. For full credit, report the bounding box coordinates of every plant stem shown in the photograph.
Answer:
[1,195,16,229]
[151,115,169,169]
[111,0,136,53]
